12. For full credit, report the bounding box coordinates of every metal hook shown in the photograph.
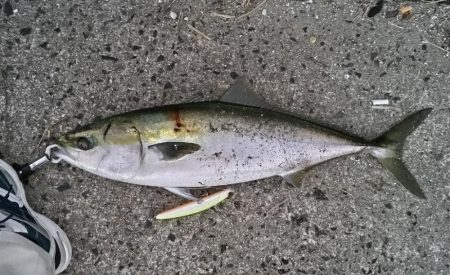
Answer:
[14,144,63,180]
[45,144,63,164]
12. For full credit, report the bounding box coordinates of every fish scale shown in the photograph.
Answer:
[57,102,367,188]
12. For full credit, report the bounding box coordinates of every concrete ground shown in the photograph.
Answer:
[1,0,449,274]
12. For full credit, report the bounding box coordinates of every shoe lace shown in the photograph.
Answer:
[0,212,13,224]
[0,175,54,255]
[0,184,14,226]
[1,183,13,200]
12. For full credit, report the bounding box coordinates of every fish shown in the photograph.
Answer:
[54,78,432,217]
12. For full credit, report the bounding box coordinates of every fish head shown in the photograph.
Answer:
[56,120,108,168]
[56,118,144,180]
[57,120,106,154]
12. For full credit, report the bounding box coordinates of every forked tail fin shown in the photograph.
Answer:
[369,108,433,199]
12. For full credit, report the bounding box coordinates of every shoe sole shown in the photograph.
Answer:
[0,160,72,274]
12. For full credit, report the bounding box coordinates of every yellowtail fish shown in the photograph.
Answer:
[54,78,432,218]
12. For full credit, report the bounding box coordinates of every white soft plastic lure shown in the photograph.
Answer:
[155,189,231,220]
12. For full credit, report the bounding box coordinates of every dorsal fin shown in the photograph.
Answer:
[218,77,270,109]
[186,77,308,121]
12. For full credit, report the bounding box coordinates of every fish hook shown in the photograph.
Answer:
[13,144,63,181]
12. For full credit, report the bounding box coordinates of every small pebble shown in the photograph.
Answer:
[309,36,317,44]
[262,9,267,16]
[170,11,177,20]
[184,17,188,21]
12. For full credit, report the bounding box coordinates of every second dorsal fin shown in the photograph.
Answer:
[218,77,270,109]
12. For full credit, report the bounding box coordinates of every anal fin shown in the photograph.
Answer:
[280,169,308,188]
[164,187,199,201]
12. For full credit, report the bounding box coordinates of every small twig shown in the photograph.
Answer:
[440,9,450,21]
[327,187,355,199]
[423,40,450,54]
[34,116,70,151]
[212,0,269,21]
[176,11,183,43]
[36,123,52,149]
[242,0,255,7]
[267,198,289,214]
[177,11,182,28]
[388,22,404,29]
[235,0,269,20]
[187,24,212,41]
[212,12,236,19]
[424,0,449,4]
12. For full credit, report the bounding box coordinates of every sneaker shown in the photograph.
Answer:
[0,159,71,274]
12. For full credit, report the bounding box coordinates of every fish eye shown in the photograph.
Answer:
[76,137,93,151]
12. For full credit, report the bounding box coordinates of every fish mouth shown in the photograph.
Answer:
[51,143,78,164]
[56,134,82,151]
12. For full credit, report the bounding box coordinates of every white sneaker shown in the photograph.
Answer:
[0,159,72,274]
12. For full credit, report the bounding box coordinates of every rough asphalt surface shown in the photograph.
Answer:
[1,0,449,274]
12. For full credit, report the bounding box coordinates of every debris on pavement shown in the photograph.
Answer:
[170,11,178,20]
[399,4,413,19]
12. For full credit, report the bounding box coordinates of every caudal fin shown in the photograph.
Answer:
[369,108,433,199]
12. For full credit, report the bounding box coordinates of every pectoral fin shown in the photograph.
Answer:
[156,189,231,220]
[148,142,201,161]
